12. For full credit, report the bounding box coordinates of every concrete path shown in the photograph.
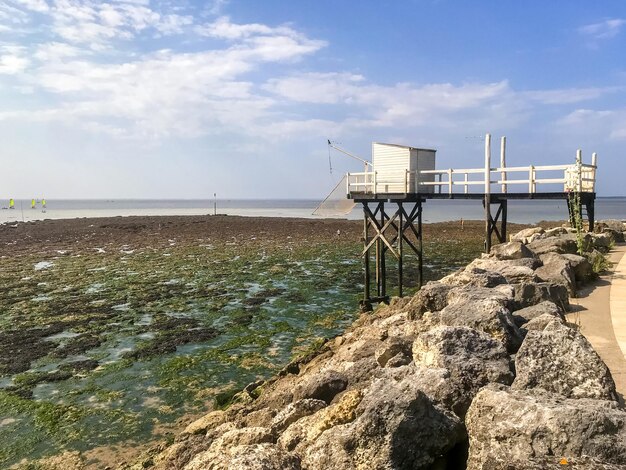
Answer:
[567,243,626,402]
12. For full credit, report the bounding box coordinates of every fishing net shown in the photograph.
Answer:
[312,175,356,217]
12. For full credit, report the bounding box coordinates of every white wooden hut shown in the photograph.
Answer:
[370,143,436,194]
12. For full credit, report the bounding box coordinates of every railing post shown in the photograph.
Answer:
[438,174,442,194]
[448,169,453,194]
[500,136,507,193]
[484,134,491,196]
[528,165,534,193]
[464,173,468,194]
[404,169,408,194]
[346,172,350,195]
[591,152,598,192]
[374,171,378,195]
[576,149,582,192]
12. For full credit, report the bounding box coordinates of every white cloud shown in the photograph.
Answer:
[0,45,29,74]
[578,18,625,39]
[523,87,621,104]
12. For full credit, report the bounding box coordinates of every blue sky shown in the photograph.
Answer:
[0,0,625,198]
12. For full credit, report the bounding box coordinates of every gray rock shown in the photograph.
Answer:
[561,253,594,283]
[597,219,626,232]
[405,282,452,319]
[604,228,625,243]
[439,266,507,288]
[490,241,536,260]
[511,226,545,243]
[374,337,412,367]
[528,234,591,255]
[466,385,626,469]
[300,373,465,470]
[270,399,327,434]
[413,326,514,416]
[520,313,564,332]
[511,300,563,327]
[536,252,577,295]
[544,226,568,238]
[294,371,348,404]
[184,443,300,470]
[511,282,569,311]
[513,319,618,401]
[438,289,522,353]
[467,258,541,284]
[593,232,615,251]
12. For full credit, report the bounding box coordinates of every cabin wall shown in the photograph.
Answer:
[372,143,410,193]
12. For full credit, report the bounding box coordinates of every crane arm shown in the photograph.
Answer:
[327,140,373,168]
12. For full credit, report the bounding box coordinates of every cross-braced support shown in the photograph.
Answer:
[360,200,424,311]
[567,192,596,232]
[483,196,508,253]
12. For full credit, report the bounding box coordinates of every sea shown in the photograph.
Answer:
[0,197,625,225]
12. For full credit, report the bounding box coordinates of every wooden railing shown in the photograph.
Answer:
[346,135,597,196]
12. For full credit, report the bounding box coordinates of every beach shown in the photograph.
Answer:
[0,214,532,468]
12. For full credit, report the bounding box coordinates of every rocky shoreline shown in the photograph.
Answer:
[43,221,626,469]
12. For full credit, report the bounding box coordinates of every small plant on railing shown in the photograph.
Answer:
[567,190,585,255]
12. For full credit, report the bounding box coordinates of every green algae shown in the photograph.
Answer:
[0,222,485,467]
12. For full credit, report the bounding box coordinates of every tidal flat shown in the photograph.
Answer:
[0,215,528,468]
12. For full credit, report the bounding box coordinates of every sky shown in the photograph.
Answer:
[0,0,625,198]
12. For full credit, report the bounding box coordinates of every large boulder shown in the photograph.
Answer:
[405,282,453,319]
[439,267,507,288]
[536,253,577,295]
[438,288,522,353]
[528,234,591,255]
[511,282,569,311]
[374,336,413,367]
[561,253,594,283]
[490,241,536,260]
[270,399,327,434]
[510,226,544,243]
[466,258,541,284]
[294,370,348,404]
[593,232,615,252]
[466,385,626,469]
[513,320,618,401]
[184,443,300,470]
[511,300,563,328]
[300,373,466,469]
[412,326,514,415]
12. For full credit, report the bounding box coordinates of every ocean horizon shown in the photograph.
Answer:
[1,197,625,225]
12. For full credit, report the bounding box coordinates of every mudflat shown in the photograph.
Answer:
[0,215,530,468]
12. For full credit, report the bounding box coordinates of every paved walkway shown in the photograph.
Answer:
[567,243,626,402]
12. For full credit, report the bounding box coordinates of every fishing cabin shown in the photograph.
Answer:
[343,134,597,309]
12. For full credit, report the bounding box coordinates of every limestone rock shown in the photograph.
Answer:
[300,374,465,470]
[528,234,590,255]
[513,319,617,401]
[561,253,594,283]
[466,258,541,284]
[466,385,626,469]
[511,300,563,327]
[374,336,412,367]
[536,252,577,295]
[439,266,508,288]
[294,370,347,404]
[181,410,227,436]
[278,389,363,453]
[413,326,514,415]
[405,282,452,319]
[593,232,615,251]
[184,443,300,470]
[511,226,544,243]
[511,282,569,311]
[270,399,326,434]
[490,241,536,260]
[520,312,564,332]
[438,290,522,353]
[544,226,568,238]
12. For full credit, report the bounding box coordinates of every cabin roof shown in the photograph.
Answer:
[374,142,437,152]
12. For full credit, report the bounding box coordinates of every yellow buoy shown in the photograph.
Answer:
[9,198,14,209]
[31,199,36,209]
